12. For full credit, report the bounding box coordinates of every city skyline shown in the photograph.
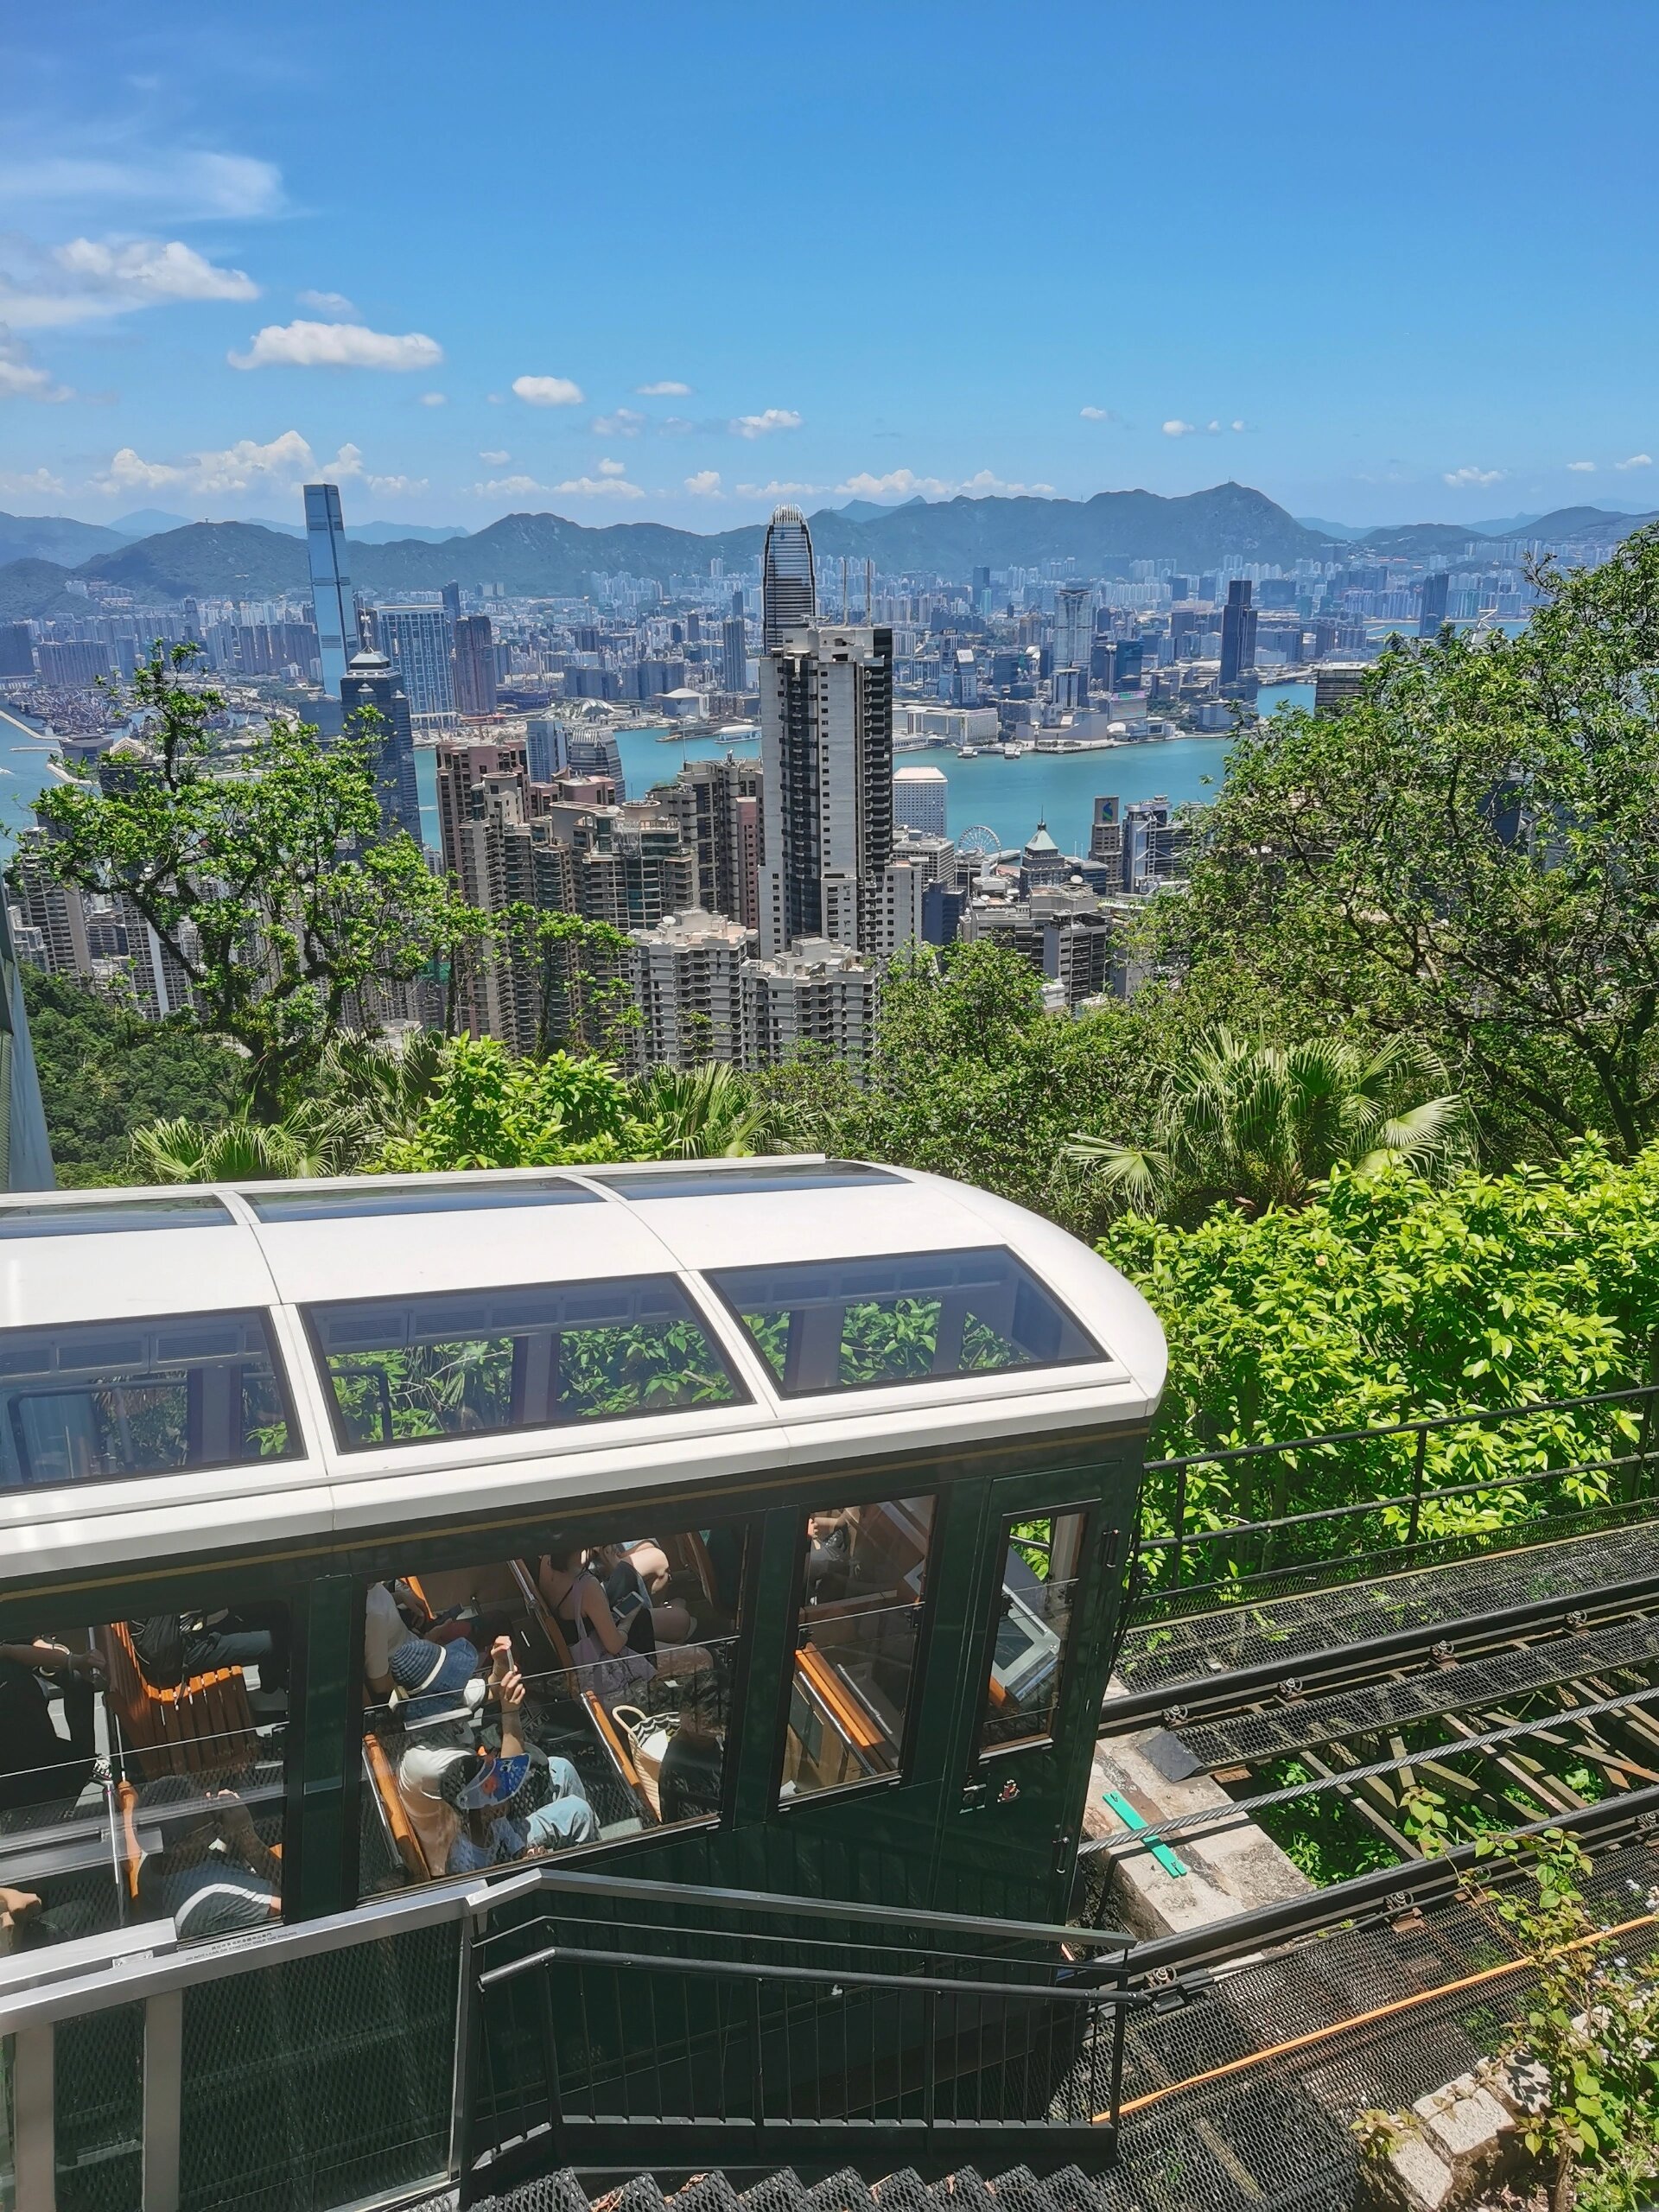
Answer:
[4,2,1658,532]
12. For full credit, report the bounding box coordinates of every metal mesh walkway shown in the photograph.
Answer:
[1173,1610,1659,1769]
[1116,1516,1659,1702]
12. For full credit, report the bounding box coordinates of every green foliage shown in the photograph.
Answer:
[1168,530,1659,1160]
[373,1035,648,1171]
[21,967,245,1187]
[632,1061,770,1159]
[1066,1026,1468,1222]
[31,645,482,1119]
[1103,1143,1659,1578]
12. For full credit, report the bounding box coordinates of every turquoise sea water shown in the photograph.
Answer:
[0,684,1313,859]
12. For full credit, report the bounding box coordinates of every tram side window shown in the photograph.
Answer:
[0,1311,297,1491]
[782,1497,934,1802]
[978,1513,1087,1755]
[307,1277,744,1452]
[0,1600,289,1956]
[358,1522,746,1897]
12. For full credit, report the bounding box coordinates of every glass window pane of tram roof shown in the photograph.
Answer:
[0,1309,298,1490]
[708,1245,1105,1397]
[304,1274,747,1452]
[244,1175,599,1223]
[594,1160,904,1200]
[0,1195,234,1238]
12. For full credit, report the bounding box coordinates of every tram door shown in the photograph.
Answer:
[953,1474,1110,1921]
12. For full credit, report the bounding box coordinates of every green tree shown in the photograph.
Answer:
[632,1061,769,1158]
[20,968,245,1187]
[373,1034,649,1171]
[32,645,482,1120]
[1168,530,1659,1159]
[1064,1027,1467,1223]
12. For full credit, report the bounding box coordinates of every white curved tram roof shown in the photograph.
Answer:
[0,1157,1168,1586]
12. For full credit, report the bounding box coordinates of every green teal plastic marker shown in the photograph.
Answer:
[1102,1788,1189,1878]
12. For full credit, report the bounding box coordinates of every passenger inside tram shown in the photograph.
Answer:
[359,1521,743,1897]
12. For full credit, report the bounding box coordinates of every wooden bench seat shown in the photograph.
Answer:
[98,1624,258,1783]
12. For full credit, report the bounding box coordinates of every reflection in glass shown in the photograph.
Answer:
[783,1496,934,1799]
[980,1513,1086,1752]
[307,1276,744,1452]
[0,1311,296,1490]
[710,1248,1103,1396]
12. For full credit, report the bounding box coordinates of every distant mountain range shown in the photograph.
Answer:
[0,487,1653,619]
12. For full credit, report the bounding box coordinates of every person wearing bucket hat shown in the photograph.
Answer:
[389,1634,480,1725]
[438,1656,598,1873]
[389,1635,492,1866]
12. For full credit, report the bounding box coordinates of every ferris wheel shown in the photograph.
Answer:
[956,823,1002,861]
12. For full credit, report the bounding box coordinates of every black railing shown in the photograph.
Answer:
[1130,1380,1659,1619]
[458,1876,1138,2198]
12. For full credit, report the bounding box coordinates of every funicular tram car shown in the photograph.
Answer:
[0,1158,1166,2208]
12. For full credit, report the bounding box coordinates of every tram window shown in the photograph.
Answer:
[306,1275,746,1452]
[245,1175,598,1222]
[0,1311,297,1491]
[357,1522,746,1896]
[782,1496,934,1801]
[978,1513,1087,1755]
[0,1601,289,1953]
[709,1248,1103,1396]
[596,1161,904,1199]
[0,1195,234,1238]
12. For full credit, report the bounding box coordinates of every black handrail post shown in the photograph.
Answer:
[1104,1961,1129,2166]
[922,1986,938,2131]
[1172,1464,1187,1590]
[1406,1425,1429,1549]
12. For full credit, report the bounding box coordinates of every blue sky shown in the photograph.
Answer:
[4,0,1658,533]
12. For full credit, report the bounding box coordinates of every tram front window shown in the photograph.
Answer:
[979,1512,1086,1753]
[0,1601,289,1955]
[782,1496,934,1801]
[358,1522,745,1896]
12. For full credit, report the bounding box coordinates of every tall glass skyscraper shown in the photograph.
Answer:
[303,483,355,697]
[371,607,457,725]
[340,648,423,846]
[761,505,817,651]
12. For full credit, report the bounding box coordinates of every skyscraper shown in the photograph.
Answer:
[303,483,355,697]
[454,614,498,717]
[340,647,422,845]
[1418,569,1450,638]
[759,619,895,957]
[442,581,463,624]
[371,606,457,725]
[893,765,948,838]
[761,505,817,651]
[1053,584,1093,689]
[720,615,748,694]
[1218,579,1258,692]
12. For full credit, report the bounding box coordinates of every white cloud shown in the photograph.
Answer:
[1162,419,1198,437]
[736,480,821,499]
[419,391,447,407]
[596,457,626,477]
[479,449,511,466]
[1616,452,1653,471]
[473,474,545,499]
[834,466,1053,502]
[551,474,644,500]
[1079,406,1119,423]
[592,407,645,436]
[1443,464,1506,488]
[0,466,67,498]
[512,374,583,407]
[0,149,284,220]
[732,408,802,439]
[229,319,442,372]
[297,289,359,318]
[958,469,1055,497]
[0,236,258,329]
[0,327,71,402]
[1567,460,1597,473]
[1230,419,1247,432]
[638,380,691,397]
[683,470,722,497]
[96,429,376,499]
[362,474,428,499]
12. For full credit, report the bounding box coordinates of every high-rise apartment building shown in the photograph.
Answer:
[1418,569,1450,638]
[628,909,750,1069]
[453,614,498,717]
[758,620,895,957]
[303,483,355,697]
[339,647,422,844]
[761,505,817,651]
[372,606,456,726]
[742,939,877,1067]
[0,624,34,680]
[524,713,569,785]
[1218,579,1258,693]
[652,753,763,925]
[720,615,748,694]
